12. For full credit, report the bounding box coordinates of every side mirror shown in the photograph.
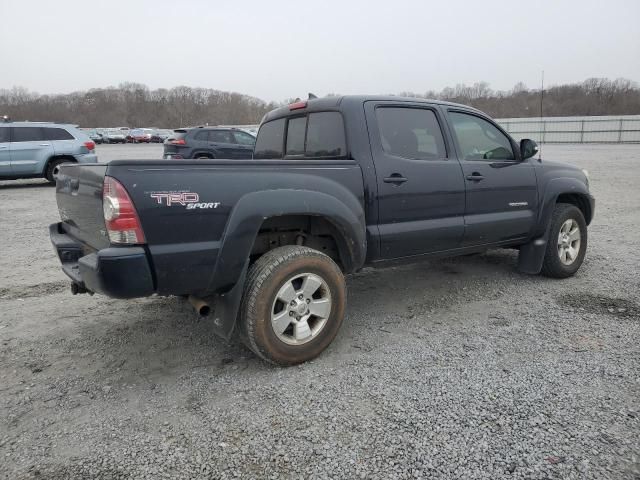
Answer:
[520,139,538,160]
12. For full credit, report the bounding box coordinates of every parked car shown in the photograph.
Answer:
[102,129,127,144]
[128,128,154,143]
[0,121,97,183]
[150,129,171,143]
[163,127,255,159]
[85,129,104,144]
[49,95,594,365]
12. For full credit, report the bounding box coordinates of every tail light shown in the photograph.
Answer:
[102,176,146,244]
[84,141,95,151]
[169,138,186,145]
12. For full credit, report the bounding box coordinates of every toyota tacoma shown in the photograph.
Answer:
[50,96,595,365]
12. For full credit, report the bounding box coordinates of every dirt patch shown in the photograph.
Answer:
[558,293,639,318]
[0,281,68,301]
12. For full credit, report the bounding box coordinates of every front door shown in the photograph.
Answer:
[231,130,256,159]
[445,110,538,246]
[365,102,466,259]
[0,126,11,177]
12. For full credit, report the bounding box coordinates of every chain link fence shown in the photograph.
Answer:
[496,115,640,144]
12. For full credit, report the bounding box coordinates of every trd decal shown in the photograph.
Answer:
[149,191,220,209]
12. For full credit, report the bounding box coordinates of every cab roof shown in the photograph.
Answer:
[262,95,483,123]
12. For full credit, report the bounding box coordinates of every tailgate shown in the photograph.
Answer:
[55,163,110,250]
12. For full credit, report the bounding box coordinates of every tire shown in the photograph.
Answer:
[239,246,346,366]
[541,203,587,278]
[195,154,212,159]
[45,158,71,184]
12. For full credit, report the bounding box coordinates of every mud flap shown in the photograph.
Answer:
[208,260,249,340]
[517,237,547,274]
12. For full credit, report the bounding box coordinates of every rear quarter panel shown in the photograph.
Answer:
[107,160,365,296]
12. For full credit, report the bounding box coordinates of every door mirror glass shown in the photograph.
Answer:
[520,139,538,160]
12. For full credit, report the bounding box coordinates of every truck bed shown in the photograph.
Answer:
[55,159,366,297]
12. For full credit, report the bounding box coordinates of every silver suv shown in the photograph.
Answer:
[0,122,98,183]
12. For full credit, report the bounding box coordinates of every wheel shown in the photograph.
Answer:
[541,203,587,278]
[45,159,71,184]
[195,154,212,159]
[239,246,346,366]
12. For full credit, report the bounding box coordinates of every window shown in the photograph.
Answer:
[0,127,9,143]
[232,131,256,145]
[253,118,285,159]
[285,117,306,156]
[208,130,233,143]
[449,112,514,161]
[376,107,446,160]
[44,128,74,141]
[305,112,346,158]
[194,131,209,141]
[11,127,45,142]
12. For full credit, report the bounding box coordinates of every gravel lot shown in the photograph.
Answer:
[1,144,639,479]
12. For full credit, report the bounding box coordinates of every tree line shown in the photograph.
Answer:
[1,77,638,128]
[402,77,640,118]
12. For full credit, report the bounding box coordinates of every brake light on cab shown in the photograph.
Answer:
[288,101,307,110]
[102,176,146,244]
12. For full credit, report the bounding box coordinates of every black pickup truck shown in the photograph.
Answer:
[50,96,594,365]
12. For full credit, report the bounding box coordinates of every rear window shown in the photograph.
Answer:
[11,127,45,142]
[256,112,347,160]
[171,130,188,140]
[254,118,285,159]
[305,112,346,158]
[285,117,306,156]
[44,128,74,141]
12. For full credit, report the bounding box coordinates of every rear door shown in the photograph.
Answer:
[44,127,76,156]
[365,101,466,258]
[445,110,538,245]
[0,127,10,176]
[231,130,256,158]
[9,126,54,175]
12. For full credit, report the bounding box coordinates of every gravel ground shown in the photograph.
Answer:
[1,144,639,479]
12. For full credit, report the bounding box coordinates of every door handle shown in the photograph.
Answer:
[383,173,407,185]
[466,173,484,181]
[39,143,51,146]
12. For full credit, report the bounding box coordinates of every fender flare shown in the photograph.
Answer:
[208,188,366,293]
[535,177,592,238]
[518,177,592,274]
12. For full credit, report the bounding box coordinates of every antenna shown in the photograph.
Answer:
[538,70,544,161]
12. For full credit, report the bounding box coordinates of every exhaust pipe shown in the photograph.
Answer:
[188,295,211,317]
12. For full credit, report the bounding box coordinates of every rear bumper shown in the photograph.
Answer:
[76,153,98,164]
[49,223,155,299]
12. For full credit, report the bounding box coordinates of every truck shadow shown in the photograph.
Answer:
[0,180,50,190]
[50,248,523,385]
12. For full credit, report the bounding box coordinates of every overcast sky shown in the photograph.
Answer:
[1,0,639,101]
